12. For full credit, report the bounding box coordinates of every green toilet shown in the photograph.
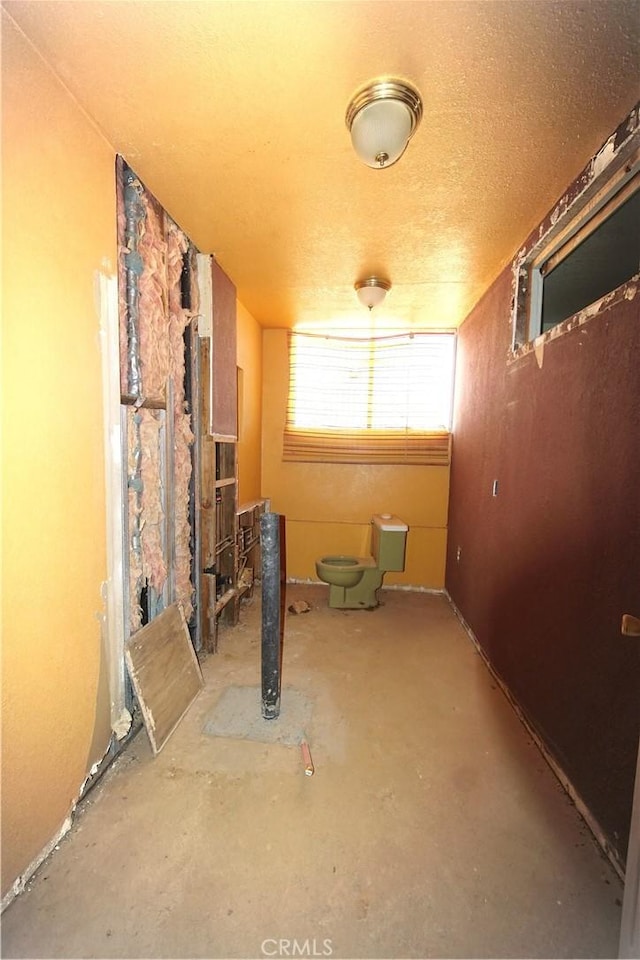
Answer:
[315,514,408,609]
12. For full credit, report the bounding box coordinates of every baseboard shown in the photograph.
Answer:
[444,590,626,882]
[286,577,445,595]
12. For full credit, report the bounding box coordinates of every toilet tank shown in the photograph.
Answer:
[371,514,408,571]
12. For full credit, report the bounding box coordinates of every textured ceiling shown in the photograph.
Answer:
[4,0,639,330]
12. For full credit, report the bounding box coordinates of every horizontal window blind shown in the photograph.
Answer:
[283,331,455,465]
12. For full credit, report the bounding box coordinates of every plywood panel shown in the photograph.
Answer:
[125,603,203,754]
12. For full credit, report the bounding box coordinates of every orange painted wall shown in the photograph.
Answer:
[1,13,115,897]
[261,329,450,587]
[236,299,263,505]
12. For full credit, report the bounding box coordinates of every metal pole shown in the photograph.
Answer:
[261,512,281,719]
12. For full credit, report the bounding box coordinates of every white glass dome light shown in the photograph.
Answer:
[346,79,423,169]
[350,98,413,168]
[355,277,391,310]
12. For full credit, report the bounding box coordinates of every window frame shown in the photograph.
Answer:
[512,111,640,352]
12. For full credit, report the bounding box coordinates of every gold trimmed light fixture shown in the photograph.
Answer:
[346,78,423,168]
[355,277,391,310]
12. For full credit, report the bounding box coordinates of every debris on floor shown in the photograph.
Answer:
[288,599,312,615]
[301,740,314,776]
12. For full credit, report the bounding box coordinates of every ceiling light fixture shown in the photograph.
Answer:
[346,78,422,169]
[355,277,391,310]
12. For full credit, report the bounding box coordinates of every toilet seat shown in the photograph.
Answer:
[318,555,376,570]
[315,555,376,588]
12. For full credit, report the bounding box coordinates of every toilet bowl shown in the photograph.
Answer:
[314,555,374,588]
[315,514,408,609]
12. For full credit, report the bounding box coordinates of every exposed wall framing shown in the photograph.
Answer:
[116,158,199,641]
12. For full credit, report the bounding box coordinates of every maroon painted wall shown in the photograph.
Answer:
[446,268,640,864]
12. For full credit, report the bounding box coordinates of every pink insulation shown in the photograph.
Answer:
[166,223,196,621]
[116,176,130,396]
[139,410,168,593]
[119,165,197,633]
[126,409,144,632]
[138,196,170,399]
[126,408,169,630]
[173,412,195,618]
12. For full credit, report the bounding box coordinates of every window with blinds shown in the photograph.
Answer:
[283,331,455,465]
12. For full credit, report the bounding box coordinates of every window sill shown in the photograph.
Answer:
[508,275,638,366]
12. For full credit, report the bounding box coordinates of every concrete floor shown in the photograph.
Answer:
[2,586,623,959]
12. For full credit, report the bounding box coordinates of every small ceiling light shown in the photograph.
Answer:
[346,78,422,168]
[355,277,391,310]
